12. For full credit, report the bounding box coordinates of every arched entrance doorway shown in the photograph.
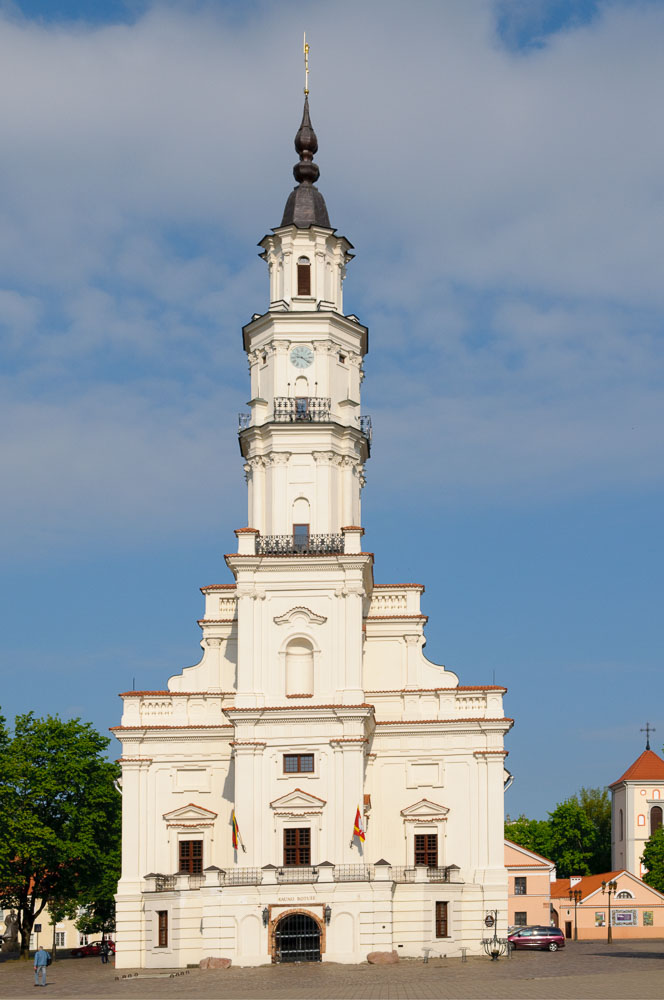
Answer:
[274,912,321,963]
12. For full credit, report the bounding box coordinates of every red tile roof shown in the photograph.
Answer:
[609,749,664,786]
[551,872,623,900]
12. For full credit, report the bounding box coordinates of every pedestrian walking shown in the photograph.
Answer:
[33,944,50,987]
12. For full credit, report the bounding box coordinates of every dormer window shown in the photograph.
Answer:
[297,257,311,296]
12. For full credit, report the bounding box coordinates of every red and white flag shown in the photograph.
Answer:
[353,805,365,842]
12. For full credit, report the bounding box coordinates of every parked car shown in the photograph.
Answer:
[70,940,115,958]
[508,926,565,952]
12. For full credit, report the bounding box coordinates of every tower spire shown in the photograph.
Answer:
[280,37,331,229]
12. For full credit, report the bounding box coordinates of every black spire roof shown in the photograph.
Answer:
[280,97,331,229]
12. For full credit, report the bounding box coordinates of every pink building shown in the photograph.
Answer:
[551,870,664,940]
[505,840,556,929]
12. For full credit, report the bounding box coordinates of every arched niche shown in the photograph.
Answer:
[284,636,315,697]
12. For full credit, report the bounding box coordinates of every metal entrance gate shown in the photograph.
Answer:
[274,913,321,963]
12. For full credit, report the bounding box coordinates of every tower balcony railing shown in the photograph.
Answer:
[238,404,372,438]
[274,396,331,422]
[256,533,344,556]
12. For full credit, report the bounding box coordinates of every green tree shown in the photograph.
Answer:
[0,712,121,957]
[642,828,664,894]
[505,814,552,859]
[547,798,597,877]
[573,786,612,873]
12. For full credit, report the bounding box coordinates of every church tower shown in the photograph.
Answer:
[113,91,512,970]
[610,731,664,876]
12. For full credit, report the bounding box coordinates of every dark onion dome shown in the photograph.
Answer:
[281,96,331,229]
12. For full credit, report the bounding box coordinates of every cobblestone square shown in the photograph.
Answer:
[1,940,663,999]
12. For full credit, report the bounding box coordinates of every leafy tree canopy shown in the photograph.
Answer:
[0,711,121,957]
[505,786,610,877]
[547,798,597,877]
[642,828,664,894]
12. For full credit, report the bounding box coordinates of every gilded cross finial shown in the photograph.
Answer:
[641,722,655,751]
[303,32,310,96]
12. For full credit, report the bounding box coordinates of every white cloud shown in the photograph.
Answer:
[0,0,663,555]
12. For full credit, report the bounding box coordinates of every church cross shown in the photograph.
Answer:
[641,722,655,751]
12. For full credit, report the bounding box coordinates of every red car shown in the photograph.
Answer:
[70,940,115,958]
[508,926,565,952]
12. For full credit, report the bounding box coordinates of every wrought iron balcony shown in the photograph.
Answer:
[256,533,344,556]
[274,396,331,422]
[276,866,319,883]
[334,864,373,882]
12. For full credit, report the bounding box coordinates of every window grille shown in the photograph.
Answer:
[157,910,168,947]
[435,901,448,938]
[283,827,311,866]
[283,754,314,773]
[414,834,437,867]
[179,839,203,874]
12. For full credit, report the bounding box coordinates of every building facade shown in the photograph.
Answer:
[610,745,664,877]
[504,840,556,929]
[113,97,512,968]
[551,871,664,940]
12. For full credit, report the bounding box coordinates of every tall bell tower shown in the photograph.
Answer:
[239,97,370,541]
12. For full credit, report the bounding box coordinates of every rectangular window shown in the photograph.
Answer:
[514,877,527,895]
[178,839,203,874]
[514,912,527,926]
[297,263,311,296]
[283,827,310,866]
[414,833,438,867]
[54,932,65,947]
[283,754,314,774]
[157,911,168,948]
[292,524,310,552]
[435,901,448,938]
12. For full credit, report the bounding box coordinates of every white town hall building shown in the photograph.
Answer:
[113,96,513,968]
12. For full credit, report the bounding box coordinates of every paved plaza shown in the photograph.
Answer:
[1,941,662,999]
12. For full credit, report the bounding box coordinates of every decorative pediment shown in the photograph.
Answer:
[270,788,327,813]
[163,802,218,826]
[273,607,327,626]
[400,798,449,820]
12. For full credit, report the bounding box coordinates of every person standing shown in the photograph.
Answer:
[33,944,50,987]
[100,940,109,964]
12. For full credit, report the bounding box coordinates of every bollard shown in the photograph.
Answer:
[461,947,468,963]
[423,947,431,964]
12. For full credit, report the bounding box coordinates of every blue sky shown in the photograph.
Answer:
[1,0,662,820]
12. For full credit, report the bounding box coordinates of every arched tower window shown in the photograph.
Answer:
[292,497,310,551]
[651,805,663,835]
[297,257,311,296]
[285,638,314,697]
[619,808,624,841]
[653,789,661,799]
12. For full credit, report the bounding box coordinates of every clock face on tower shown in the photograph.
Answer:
[290,345,314,369]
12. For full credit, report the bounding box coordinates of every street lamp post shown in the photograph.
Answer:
[568,888,582,941]
[601,879,617,944]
